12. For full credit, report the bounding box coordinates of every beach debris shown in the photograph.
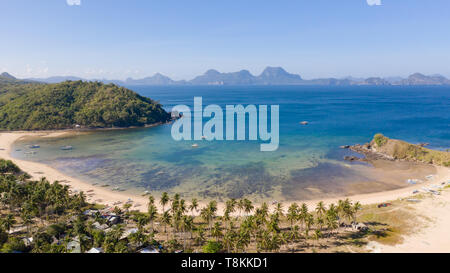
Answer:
[421,187,441,195]
[299,121,309,125]
[352,222,368,232]
[412,190,419,194]
[406,199,421,203]
[377,203,392,208]
[60,145,73,150]
[425,175,435,180]
[29,145,40,149]
[112,186,121,191]
[143,190,151,196]
[406,179,421,185]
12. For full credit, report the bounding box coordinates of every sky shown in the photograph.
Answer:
[1,0,450,80]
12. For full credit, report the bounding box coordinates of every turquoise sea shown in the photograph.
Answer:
[11,86,450,201]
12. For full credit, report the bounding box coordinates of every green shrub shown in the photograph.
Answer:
[0,81,170,130]
[202,240,223,253]
[373,133,388,147]
[0,237,27,253]
[0,159,21,174]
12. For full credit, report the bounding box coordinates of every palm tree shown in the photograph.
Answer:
[304,213,314,239]
[1,213,16,232]
[170,194,180,215]
[160,192,169,213]
[267,213,280,234]
[181,215,194,249]
[260,202,269,219]
[342,199,353,224]
[237,199,245,217]
[299,203,309,230]
[148,204,158,232]
[189,198,199,216]
[225,199,237,216]
[352,201,362,223]
[194,226,206,246]
[315,201,326,218]
[21,212,33,236]
[223,230,236,253]
[161,211,172,239]
[179,199,187,215]
[274,203,284,217]
[243,199,254,217]
[211,222,223,242]
[287,203,299,229]
[148,194,155,206]
[201,200,217,236]
[312,229,322,249]
[236,228,251,253]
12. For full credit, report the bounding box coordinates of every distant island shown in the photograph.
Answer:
[14,67,450,86]
[0,74,170,130]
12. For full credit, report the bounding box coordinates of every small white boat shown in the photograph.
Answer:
[299,121,309,125]
[192,144,199,148]
[60,145,73,150]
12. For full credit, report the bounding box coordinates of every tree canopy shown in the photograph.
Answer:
[0,80,170,130]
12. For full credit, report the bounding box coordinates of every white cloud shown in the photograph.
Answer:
[66,0,81,6]
[367,0,382,6]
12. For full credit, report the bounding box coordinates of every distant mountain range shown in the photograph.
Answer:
[5,67,450,86]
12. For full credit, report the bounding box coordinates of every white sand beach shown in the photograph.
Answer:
[1,131,450,252]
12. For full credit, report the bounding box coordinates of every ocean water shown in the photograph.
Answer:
[11,86,450,201]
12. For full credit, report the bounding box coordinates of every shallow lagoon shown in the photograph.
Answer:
[12,85,450,201]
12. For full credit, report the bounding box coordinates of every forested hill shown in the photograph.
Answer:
[0,80,171,130]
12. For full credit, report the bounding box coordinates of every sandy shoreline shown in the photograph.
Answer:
[1,131,450,252]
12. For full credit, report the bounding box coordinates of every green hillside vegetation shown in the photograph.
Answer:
[0,80,170,130]
[371,134,450,166]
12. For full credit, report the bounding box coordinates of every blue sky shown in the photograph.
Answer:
[1,0,450,80]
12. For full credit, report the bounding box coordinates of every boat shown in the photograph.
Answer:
[29,145,40,149]
[112,186,120,191]
[60,145,73,150]
[299,121,309,125]
[192,144,199,148]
